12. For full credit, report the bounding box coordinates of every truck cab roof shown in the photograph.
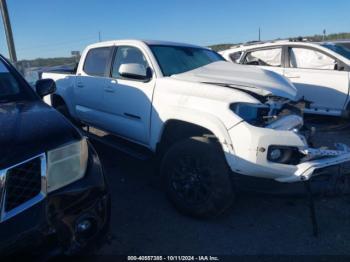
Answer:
[86,39,209,50]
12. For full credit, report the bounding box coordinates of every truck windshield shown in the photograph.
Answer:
[0,58,36,103]
[150,45,224,76]
[321,43,350,60]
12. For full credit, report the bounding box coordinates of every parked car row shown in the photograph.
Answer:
[2,38,350,257]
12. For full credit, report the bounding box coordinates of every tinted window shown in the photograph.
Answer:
[290,48,336,70]
[244,48,282,67]
[229,52,242,63]
[321,43,350,60]
[338,42,350,51]
[83,47,112,76]
[0,58,36,103]
[150,45,224,76]
[111,46,148,78]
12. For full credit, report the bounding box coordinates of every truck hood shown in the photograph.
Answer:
[172,61,297,101]
[0,101,81,169]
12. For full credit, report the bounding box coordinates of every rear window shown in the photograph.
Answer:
[289,48,336,70]
[321,43,350,60]
[83,47,112,76]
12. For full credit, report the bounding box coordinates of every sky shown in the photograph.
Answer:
[0,0,349,60]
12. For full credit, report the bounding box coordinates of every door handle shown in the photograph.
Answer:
[286,76,300,79]
[104,86,115,93]
[104,80,118,92]
[77,82,84,88]
[285,73,300,79]
[124,112,141,119]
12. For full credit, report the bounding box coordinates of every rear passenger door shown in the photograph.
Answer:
[75,46,114,126]
[284,47,349,112]
[242,47,285,76]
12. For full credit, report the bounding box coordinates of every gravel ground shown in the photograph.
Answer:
[90,116,350,256]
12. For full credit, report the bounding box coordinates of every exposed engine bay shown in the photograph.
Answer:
[203,82,350,176]
[207,82,308,131]
[231,94,350,167]
[230,96,307,131]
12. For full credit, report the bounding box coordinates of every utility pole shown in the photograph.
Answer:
[0,0,17,63]
[323,29,326,41]
[98,31,102,42]
[258,27,261,41]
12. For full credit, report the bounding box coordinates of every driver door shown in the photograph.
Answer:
[242,47,284,76]
[99,45,155,145]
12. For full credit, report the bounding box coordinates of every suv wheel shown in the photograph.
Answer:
[161,136,235,218]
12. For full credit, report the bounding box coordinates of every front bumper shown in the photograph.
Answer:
[226,121,350,183]
[0,142,110,257]
[278,146,350,182]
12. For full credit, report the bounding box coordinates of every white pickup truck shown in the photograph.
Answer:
[42,40,350,217]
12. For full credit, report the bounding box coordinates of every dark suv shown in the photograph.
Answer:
[0,55,110,257]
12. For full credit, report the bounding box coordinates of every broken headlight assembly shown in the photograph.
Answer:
[47,138,89,192]
[230,102,270,126]
[231,100,304,131]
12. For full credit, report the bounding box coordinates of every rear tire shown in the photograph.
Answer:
[161,136,235,218]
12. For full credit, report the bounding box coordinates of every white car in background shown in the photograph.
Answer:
[220,41,350,117]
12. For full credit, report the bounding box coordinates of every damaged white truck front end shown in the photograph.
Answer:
[226,94,350,184]
[176,61,350,184]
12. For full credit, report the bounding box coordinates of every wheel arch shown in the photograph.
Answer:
[153,114,234,158]
[51,93,67,108]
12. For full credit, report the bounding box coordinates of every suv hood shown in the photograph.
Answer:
[0,101,81,169]
[172,61,297,101]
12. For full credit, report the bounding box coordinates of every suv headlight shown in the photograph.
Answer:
[47,138,89,192]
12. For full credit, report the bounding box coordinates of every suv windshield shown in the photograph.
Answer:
[0,57,35,103]
[321,43,350,60]
[150,45,224,76]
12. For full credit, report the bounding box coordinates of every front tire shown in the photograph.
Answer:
[161,136,235,218]
[55,103,82,128]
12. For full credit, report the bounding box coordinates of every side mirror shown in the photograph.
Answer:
[335,60,346,71]
[35,79,56,98]
[119,63,151,81]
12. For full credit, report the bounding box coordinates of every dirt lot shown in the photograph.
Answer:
[91,116,350,256]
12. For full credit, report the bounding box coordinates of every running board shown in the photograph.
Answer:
[82,126,153,161]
